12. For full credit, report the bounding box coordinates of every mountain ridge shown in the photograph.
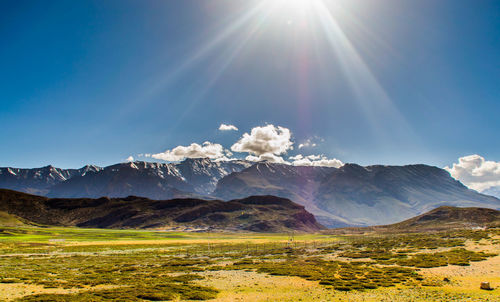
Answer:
[0,189,323,233]
[0,159,252,200]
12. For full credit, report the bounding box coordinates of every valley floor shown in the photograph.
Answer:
[0,227,498,301]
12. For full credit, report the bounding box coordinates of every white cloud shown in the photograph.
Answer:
[289,154,304,161]
[144,125,342,166]
[219,124,238,131]
[290,154,344,168]
[307,154,321,160]
[151,142,228,162]
[245,154,289,164]
[125,156,134,162]
[444,154,500,192]
[298,138,318,149]
[213,156,236,162]
[231,125,293,163]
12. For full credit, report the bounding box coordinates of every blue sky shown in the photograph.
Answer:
[1,0,499,169]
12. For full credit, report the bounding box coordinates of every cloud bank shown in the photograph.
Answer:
[142,124,343,166]
[151,142,228,162]
[231,124,293,163]
[298,138,317,149]
[444,154,500,192]
[289,154,343,168]
[219,124,238,131]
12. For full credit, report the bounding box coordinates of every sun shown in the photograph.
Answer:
[278,0,318,16]
[287,0,316,10]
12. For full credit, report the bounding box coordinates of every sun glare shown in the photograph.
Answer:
[271,0,320,18]
[287,0,315,11]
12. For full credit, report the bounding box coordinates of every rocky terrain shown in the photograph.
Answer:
[0,189,323,232]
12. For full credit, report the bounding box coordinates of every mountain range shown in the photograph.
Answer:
[0,159,251,198]
[214,162,500,227]
[1,159,499,227]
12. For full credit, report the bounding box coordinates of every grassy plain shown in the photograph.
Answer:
[0,226,499,301]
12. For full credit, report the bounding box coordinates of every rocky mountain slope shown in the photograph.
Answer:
[482,186,500,199]
[47,162,195,199]
[0,189,323,232]
[0,159,251,199]
[0,165,101,195]
[175,158,252,194]
[214,162,500,227]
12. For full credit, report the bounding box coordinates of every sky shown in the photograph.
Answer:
[1,0,500,177]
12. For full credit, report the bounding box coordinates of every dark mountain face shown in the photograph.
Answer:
[214,163,500,227]
[0,189,324,233]
[214,162,338,221]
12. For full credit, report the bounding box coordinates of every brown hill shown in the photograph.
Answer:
[383,206,500,232]
[326,206,500,234]
[0,189,323,233]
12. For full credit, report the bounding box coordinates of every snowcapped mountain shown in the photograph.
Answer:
[0,159,252,199]
[47,161,193,199]
[0,165,103,195]
[176,158,252,194]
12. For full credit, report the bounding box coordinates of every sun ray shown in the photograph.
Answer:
[313,1,416,143]
[113,1,270,122]
[163,1,280,135]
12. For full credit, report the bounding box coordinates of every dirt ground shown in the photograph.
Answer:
[0,284,119,301]
[197,238,500,302]
[197,269,499,302]
[1,235,498,301]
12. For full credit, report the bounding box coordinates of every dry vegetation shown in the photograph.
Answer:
[0,227,499,301]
